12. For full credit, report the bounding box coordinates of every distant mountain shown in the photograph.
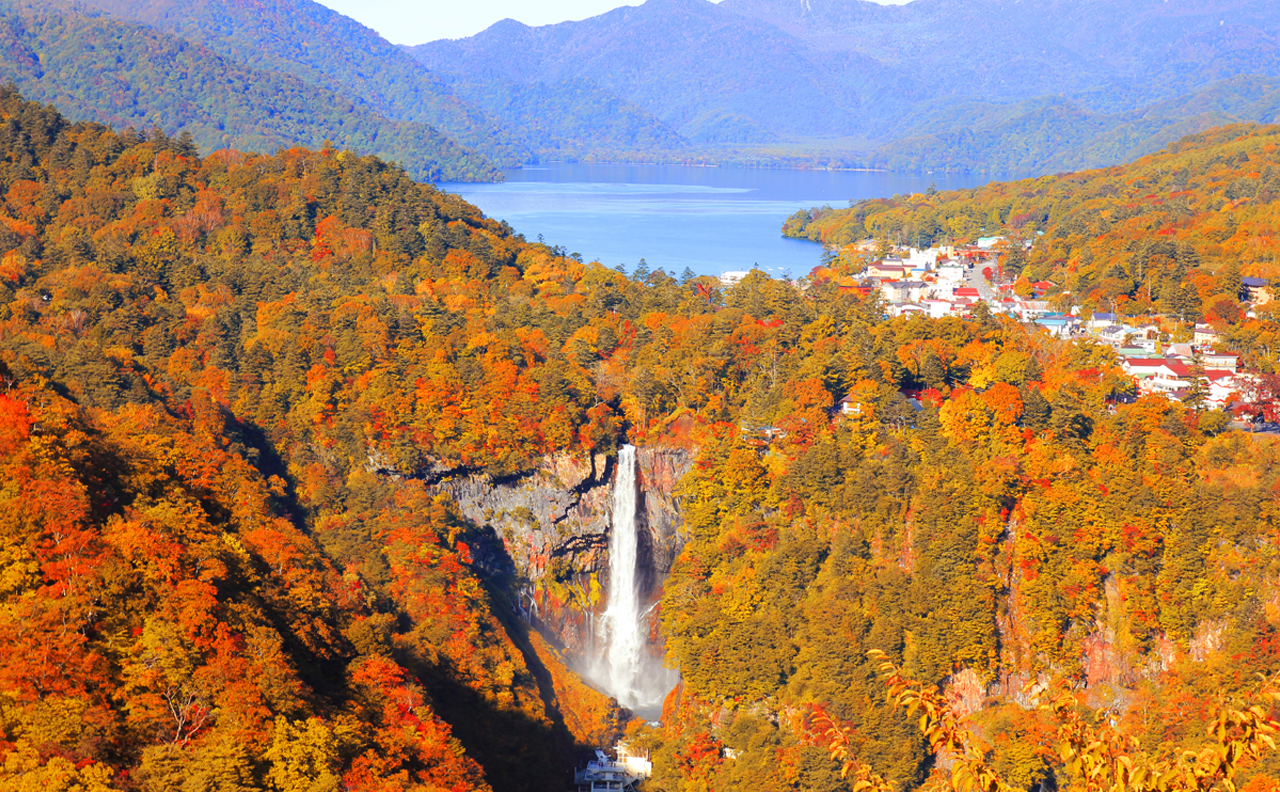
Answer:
[11,0,688,171]
[874,76,1280,175]
[440,75,689,157]
[10,0,1278,178]
[0,0,499,181]
[722,0,1280,108]
[78,0,532,168]
[410,0,1280,174]
[410,0,878,145]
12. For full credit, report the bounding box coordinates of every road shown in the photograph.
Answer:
[965,256,999,302]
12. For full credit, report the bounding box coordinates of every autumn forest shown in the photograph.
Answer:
[7,78,1280,792]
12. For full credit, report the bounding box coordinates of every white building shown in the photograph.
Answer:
[920,299,957,318]
[1202,350,1240,374]
[888,302,929,318]
[575,746,652,792]
[1193,324,1220,346]
[880,280,930,303]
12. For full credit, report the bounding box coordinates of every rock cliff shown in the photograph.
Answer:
[432,446,693,666]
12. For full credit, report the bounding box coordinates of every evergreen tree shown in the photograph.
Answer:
[1183,352,1209,412]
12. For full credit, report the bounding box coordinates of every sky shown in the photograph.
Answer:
[315,0,912,45]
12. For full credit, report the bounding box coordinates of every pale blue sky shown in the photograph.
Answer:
[316,0,912,45]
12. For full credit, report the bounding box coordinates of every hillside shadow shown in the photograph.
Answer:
[397,557,617,792]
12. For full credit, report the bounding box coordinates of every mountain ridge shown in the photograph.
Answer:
[411,0,1280,173]
[79,0,534,167]
[0,0,502,181]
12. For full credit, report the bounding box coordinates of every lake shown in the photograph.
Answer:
[438,163,989,279]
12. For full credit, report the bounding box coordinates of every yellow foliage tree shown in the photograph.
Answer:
[818,651,1280,792]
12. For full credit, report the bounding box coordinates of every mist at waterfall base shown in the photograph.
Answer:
[594,445,679,719]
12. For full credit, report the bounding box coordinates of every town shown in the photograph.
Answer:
[786,238,1275,418]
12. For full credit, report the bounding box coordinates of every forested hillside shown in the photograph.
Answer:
[6,86,1280,792]
[0,0,500,181]
[78,0,533,169]
[77,0,691,165]
[436,74,689,159]
[0,85,619,791]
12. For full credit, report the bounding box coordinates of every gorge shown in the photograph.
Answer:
[430,445,691,715]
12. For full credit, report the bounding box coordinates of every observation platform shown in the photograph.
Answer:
[573,745,652,792]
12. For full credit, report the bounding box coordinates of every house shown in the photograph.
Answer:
[1193,325,1220,346]
[865,262,912,279]
[1201,350,1240,374]
[903,248,941,270]
[1243,276,1272,305]
[1205,371,1246,407]
[1031,315,1078,338]
[1126,328,1161,352]
[888,302,930,317]
[880,280,929,303]
[1123,356,1242,406]
[575,747,651,792]
[920,299,956,318]
[1116,346,1161,359]
[1137,360,1202,398]
[1016,300,1053,321]
[1094,325,1130,345]
[1087,312,1118,329]
[931,281,959,300]
[1122,358,1180,379]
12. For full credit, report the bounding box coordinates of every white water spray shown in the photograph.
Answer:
[600,445,677,712]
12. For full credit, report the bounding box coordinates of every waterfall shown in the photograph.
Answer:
[600,445,677,713]
[604,445,645,708]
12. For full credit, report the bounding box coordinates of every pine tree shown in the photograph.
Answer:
[1183,352,1209,412]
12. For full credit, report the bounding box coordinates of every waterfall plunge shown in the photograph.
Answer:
[600,445,678,713]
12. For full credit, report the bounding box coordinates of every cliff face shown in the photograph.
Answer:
[946,516,1266,713]
[432,446,693,664]
[635,447,691,582]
